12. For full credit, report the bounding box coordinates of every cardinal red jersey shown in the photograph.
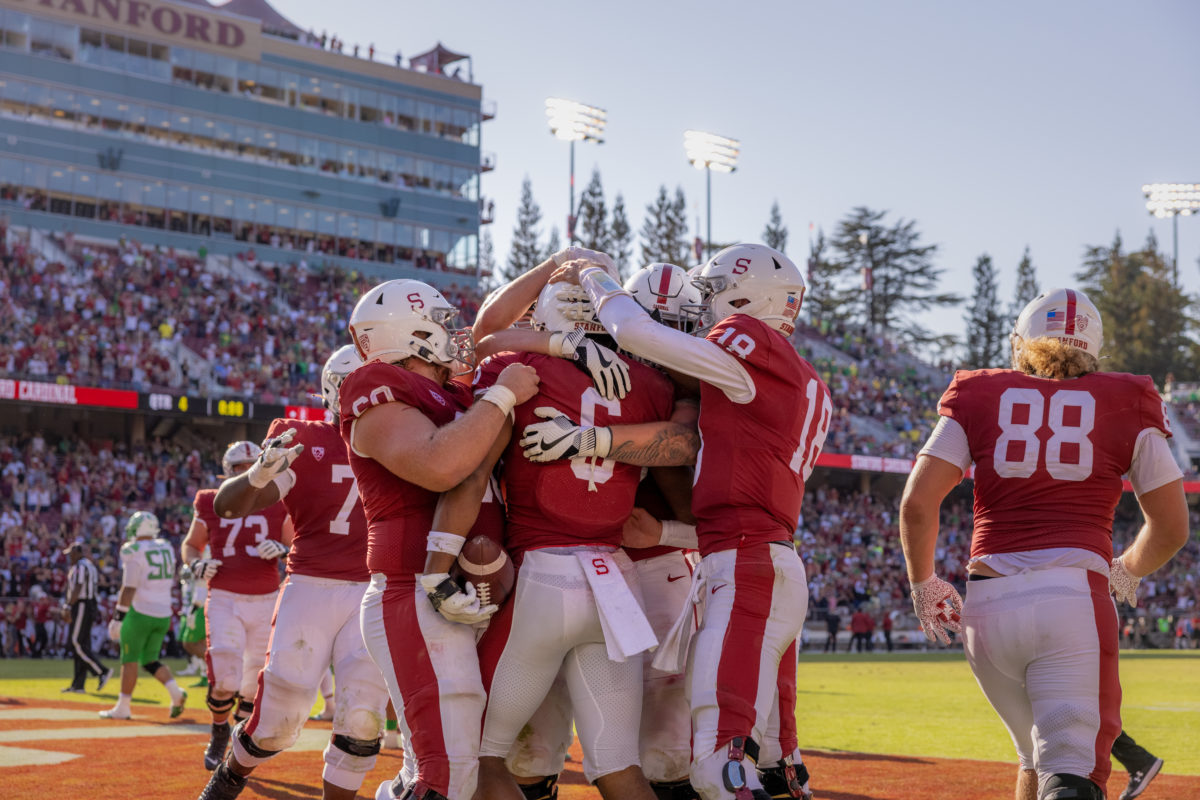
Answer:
[475,352,674,560]
[692,314,831,557]
[193,489,289,595]
[938,369,1171,562]
[264,417,369,582]
[339,360,502,577]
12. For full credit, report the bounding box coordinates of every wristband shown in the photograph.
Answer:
[422,573,463,611]
[480,384,517,417]
[113,605,129,622]
[660,520,699,549]
[589,426,613,458]
[427,531,466,556]
[579,265,630,311]
[271,469,297,497]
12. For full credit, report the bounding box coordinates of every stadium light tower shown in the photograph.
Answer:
[685,130,740,261]
[1143,182,1200,284]
[546,98,606,244]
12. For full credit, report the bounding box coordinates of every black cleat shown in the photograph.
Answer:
[203,722,232,771]
[197,761,247,800]
[1120,758,1164,800]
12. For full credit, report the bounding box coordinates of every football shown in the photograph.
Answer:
[451,535,516,608]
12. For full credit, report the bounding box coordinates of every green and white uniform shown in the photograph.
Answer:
[119,537,177,665]
[178,547,208,644]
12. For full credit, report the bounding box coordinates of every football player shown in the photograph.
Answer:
[472,276,676,800]
[900,288,1188,800]
[339,279,539,800]
[196,345,392,800]
[176,548,210,682]
[561,244,831,800]
[99,512,188,720]
[183,442,293,770]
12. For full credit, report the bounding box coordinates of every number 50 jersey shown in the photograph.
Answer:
[193,488,289,595]
[938,368,1172,561]
[120,537,176,618]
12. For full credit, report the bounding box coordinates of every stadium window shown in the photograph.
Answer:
[101,32,125,71]
[0,10,30,51]
[28,18,57,59]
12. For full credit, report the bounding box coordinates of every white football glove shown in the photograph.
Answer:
[1109,556,1140,607]
[247,428,304,489]
[550,329,631,401]
[519,406,612,463]
[419,572,498,625]
[108,607,126,642]
[551,246,616,274]
[256,539,288,560]
[189,558,222,582]
[910,575,963,646]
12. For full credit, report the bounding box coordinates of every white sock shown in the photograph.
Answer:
[165,679,183,703]
[115,693,132,713]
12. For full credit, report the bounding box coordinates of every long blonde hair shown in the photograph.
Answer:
[1011,336,1099,379]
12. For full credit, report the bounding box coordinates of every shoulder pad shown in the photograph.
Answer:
[121,541,139,555]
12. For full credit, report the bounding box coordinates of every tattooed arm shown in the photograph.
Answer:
[519,399,699,468]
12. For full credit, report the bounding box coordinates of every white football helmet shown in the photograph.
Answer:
[531,281,606,336]
[321,344,363,411]
[348,280,473,368]
[691,243,806,335]
[624,263,702,332]
[221,440,262,476]
[1012,287,1103,357]
[125,510,159,540]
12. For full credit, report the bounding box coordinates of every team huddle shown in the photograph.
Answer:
[99,242,1187,800]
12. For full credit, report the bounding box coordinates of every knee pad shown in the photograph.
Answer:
[206,686,236,715]
[518,775,559,800]
[141,660,163,675]
[323,733,382,791]
[230,720,281,769]
[207,649,243,694]
[335,704,386,743]
[1041,774,1103,800]
[233,697,254,723]
[650,778,700,800]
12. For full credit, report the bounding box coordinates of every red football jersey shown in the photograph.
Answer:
[475,352,674,560]
[339,361,503,577]
[938,369,1171,561]
[193,488,289,595]
[692,315,831,557]
[264,418,369,582]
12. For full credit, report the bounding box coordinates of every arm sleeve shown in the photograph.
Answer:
[917,417,972,475]
[581,278,755,403]
[1128,429,1183,496]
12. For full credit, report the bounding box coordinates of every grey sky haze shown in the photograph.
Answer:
[268,0,1200,343]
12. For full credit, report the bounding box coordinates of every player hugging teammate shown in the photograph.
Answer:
[190,241,828,800]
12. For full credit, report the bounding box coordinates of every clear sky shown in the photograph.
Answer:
[269,0,1199,341]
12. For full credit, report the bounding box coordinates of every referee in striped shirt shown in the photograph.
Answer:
[62,543,111,693]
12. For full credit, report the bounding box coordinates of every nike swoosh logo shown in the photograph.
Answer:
[539,432,577,456]
[710,584,727,594]
[594,349,613,368]
[667,574,685,582]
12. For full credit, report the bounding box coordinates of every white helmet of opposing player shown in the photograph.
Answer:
[321,344,362,411]
[531,281,606,336]
[125,510,159,540]
[1012,287,1103,357]
[348,279,473,368]
[221,440,262,476]
[691,243,806,335]
[624,263,702,332]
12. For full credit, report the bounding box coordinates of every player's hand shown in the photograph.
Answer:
[107,618,122,642]
[621,507,663,549]
[247,428,304,489]
[419,572,498,625]
[909,575,963,645]
[552,246,615,274]
[551,328,630,401]
[256,539,288,560]
[189,558,222,582]
[495,362,540,406]
[1109,556,1140,606]
[519,407,612,463]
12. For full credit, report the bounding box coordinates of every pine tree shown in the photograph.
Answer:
[829,207,960,345]
[610,193,633,280]
[503,177,543,283]
[963,254,1006,368]
[576,169,610,252]
[1009,246,1039,325]
[803,228,849,332]
[639,186,674,265]
[763,201,788,253]
[542,226,562,266]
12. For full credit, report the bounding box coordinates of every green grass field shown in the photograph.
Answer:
[3,651,1197,775]
[795,650,1200,773]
